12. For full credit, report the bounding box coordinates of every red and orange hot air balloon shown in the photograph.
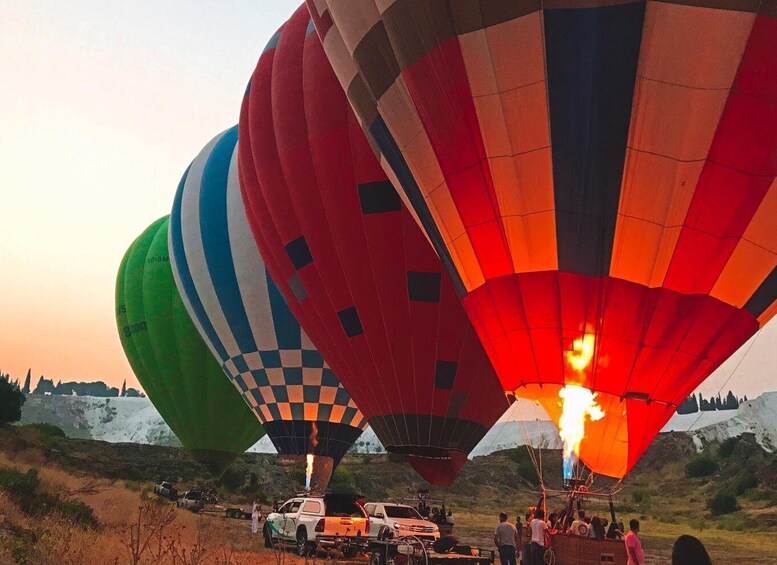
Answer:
[238,4,509,486]
[309,0,777,478]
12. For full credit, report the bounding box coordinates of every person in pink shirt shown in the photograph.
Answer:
[624,519,645,565]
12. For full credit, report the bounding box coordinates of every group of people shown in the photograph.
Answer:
[495,509,713,565]
[494,510,556,565]
[542,509,622,540]
[418,502,453,525]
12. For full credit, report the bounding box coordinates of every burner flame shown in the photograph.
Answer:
[305,454,315,491]
[558,385,604,480]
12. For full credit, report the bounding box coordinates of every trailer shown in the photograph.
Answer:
[368,536,495,565]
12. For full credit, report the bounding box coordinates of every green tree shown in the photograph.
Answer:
[0,375,25,424]
[708,492,738,515]
[329,468,358,495]
[685,455,718,478]
[677,394,698,415]
[22,370,31,395]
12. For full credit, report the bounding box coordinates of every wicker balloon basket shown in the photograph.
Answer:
[522,532,626,565]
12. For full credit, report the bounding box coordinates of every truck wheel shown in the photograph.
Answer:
[263,525,273,548]
[296,528,310,557]
[370,550,384,565]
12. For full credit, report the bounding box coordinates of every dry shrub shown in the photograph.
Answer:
[0,451,286,564]
[25,519,115,565]
[123,499,177,564]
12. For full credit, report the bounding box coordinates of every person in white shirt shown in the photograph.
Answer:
[493,513,520,565]
[251,499,261,534]
[529,509,548,565]
[567,510,589,537]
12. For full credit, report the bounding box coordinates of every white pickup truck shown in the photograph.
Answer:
[363,503,439,541]
[263,494,369,557]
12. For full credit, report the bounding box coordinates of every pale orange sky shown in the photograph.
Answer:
[0,0,299,389]
[1,1,775,399]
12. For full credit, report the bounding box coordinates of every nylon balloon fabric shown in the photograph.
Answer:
[238,4,510,486]
[115,217,264,476]
[309,0,777,478]
[169,126,366,469]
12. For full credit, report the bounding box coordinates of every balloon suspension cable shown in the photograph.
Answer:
[685,328,762,435]
[517,400,546,492]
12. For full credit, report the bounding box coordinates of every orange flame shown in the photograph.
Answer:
[565,333,595,374]
[559,332,603,479]
[305,453,315,491]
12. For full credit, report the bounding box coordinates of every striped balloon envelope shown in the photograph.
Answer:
[238,4,509,486]
[169,126,366,477]
[309,0,777,478]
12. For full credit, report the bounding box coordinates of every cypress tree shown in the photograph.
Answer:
[22,369,31,395]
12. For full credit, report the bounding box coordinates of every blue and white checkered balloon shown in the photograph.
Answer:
[169,126,365,463]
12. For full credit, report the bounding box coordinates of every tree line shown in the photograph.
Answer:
[676,391,748,415]
[5,369,144,398]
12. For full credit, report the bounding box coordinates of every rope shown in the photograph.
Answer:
[684,329,762,434]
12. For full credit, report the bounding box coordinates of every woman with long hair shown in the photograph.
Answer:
[672,535,712,565]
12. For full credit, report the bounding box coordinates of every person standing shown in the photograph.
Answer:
[567,510,589,536]
[529,509,548,565]
[494,512,520,565]
[251,499,261,534]
[671,534,711,565]
[624,519,645,565]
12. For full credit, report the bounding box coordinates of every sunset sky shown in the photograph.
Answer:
[1,1,775,399]
[1,0,298,390]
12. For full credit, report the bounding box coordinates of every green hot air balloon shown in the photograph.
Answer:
[116,216,264,475]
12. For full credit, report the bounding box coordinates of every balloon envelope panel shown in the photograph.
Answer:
[116,217,264,475]
[169,127,366,467]
[309,0,777,477]
[239,5,509,486]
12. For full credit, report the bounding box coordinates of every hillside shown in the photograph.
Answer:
[0,424,776,563]
[19,392,777,457]
[19,395,178,446]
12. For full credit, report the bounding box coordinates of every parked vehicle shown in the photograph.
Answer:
[153,481,178,501]
[263,494,369,557]
[364,503,440,541]
[225,507,252,520]
[176,490,204,512]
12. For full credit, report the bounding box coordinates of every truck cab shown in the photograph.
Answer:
[176,490,203,511]
[153,481,178,500]
[364,503,440,541]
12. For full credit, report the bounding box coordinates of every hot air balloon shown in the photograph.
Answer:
[238,4,509,487]
[169,126,367,488]
[308,0,777,478]
[116,216,264,475]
